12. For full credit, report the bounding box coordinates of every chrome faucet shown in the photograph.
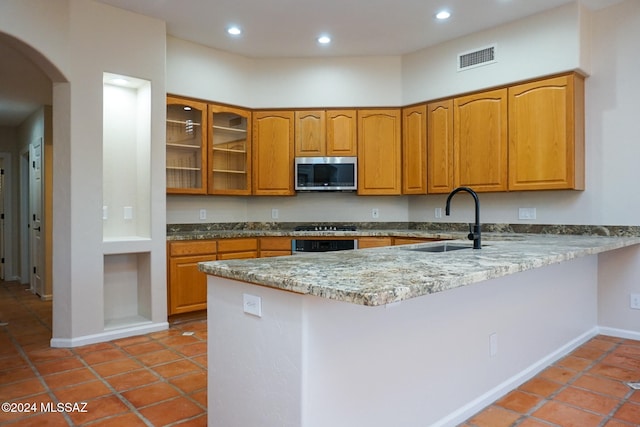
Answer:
[445,186,481,249]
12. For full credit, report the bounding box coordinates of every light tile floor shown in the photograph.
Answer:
[1,279,640,426]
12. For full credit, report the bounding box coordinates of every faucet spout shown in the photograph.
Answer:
[445,186,481,249]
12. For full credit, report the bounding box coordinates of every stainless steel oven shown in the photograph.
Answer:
[292,225,358,254]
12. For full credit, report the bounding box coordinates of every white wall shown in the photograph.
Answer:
[208,255,599,426]
[402,2,588,105]
[167,1,640,227]
[409,0,640,227]
[0,0,168,344]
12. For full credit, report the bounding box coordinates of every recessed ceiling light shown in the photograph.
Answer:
[183,106,192,111]
[436,10,451,20]
[317,35,331,45]
[227,26,242,36]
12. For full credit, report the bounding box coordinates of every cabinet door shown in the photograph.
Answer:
[295,110,325,157]
[326,110,357,156]
[168,254,214,315]
[252,111,295,195]
[454,89,508,192]
[508,73,585,191]
[357,109,402,195]
[166,97,208,194]
[402,105,427,194]
[209,104,251,195]
[427,100,454,194]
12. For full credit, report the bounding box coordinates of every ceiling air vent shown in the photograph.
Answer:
[457,44,497,71]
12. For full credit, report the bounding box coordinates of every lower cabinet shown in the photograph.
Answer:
[168,236,440,315]
[358,237,393,248]
[259,237,292,257]
[217,238,258,260]
[167,240,217,315]
[359,236,442,248]
[393,237,440,246]
[168,238,257,315]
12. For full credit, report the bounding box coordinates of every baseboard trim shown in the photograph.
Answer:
[432,327,599,427]
[50,322,169,348]
[598,326,640,341]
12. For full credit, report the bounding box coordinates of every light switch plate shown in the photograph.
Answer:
[243,293,262,317]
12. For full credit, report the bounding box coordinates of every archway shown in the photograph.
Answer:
[0,30,70,345]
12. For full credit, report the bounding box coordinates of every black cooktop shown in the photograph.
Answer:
[294,225,357,232]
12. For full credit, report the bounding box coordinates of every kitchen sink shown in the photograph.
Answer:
[402,243,473,253]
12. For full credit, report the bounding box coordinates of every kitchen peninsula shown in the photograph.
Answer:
[199,233,640,427]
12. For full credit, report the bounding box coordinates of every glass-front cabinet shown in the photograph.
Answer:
[166,97,207,194]
[209,105,251,195]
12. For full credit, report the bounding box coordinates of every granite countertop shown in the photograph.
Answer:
[167,228,460,241]
[198,233,640,306]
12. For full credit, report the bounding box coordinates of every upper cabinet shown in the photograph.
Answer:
[295,110,325,156]
[208,105,252,195]
[508,73,585,191]
[427,99,454,194]
[295,109,357,157]
[402,105,428,194]
[357,109,402,195]
[454,88,508,192]
[252,111,295,196]
[166,97,208,194]
[326,110,357,156]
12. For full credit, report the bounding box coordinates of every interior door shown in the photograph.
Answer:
[30,138,43,296]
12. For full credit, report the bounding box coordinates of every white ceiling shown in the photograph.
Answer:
[0,0,623,127]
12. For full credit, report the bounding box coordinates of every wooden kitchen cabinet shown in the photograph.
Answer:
[217,238,258,260]
[402,104,428,194]
[393,237,440,246]
[167,240,217,315]
[358,237,393,248]
[454,88,508,192]
[357,109,402,195]
[427,99,454,194]
[166,96,208,194]
[295,109,357,157]
[252,111,295,195]
[209,104,251,195]
[508,73,585,191]
[259,237,292,257]
[326,110,357,156]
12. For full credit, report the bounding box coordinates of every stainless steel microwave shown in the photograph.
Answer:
[295,157,357,191]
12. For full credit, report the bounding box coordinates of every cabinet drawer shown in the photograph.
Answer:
[169,240,217,257]
[217,251,257,260]
[218,238,258,253]
[260,250,291,258]
[393,237,440,246]
[260,237,292,251]
[358,237,392,248]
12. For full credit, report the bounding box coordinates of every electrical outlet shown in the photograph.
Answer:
[243,293,262,317]
[435,208,442,219]
[372,208,379,219]
[102,206,108,220]
[518,207,537,220]
[271,208,279,219]
[630,294,640,310]
[123,206,133,220]
[199,209,206,220]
